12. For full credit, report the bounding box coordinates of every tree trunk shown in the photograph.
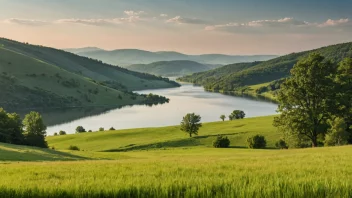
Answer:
[311,137,318,147]
[189,133,192,137]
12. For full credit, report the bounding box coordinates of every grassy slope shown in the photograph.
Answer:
[47,115,280,151]
[0,47,145,109]
[179,42,352,89]
[127,60,212,77]
[0,38,177,91]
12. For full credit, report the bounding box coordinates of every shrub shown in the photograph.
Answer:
[88,130,92,132]
[59,131,66,135]
[229,110,245,120]
[213,135,230,148]
[53,132,58,136]
[109,127,115,131]
[99,127,105,131]
[247,135,266,149]
[68,145,80,151]
[76,126,86,133]
[275,139,288,149]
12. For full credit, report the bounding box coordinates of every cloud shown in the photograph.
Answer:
[124,10,145,16]
[318,18,350,27]
[166,16,208,25]
[4,18,49,26]
[160,14,168,17]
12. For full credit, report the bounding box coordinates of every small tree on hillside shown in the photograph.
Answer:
[213,135,230,148]
[220,115,226,121]
[247,135,266,149]
[229,110,245,120]
[23,111,48,148]
[180,113,202,137]
[59,131,66,135]
[76,126,86,133]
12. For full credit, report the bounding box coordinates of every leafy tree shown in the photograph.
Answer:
[180,113,202,137]
[213,135,230,148]
[23,111,47,148]
[275,139,288,149]
[220,115,226,121]
[229,110,245,120]
[247,135,266,149]
[54,132,58,136]
[0,108,24,144]
[59,130,66,135]
[109,127,115,130]
[88,130,92,132]
[274,54,336,147]
[324,117,349,146]
[335,58,352,143]
[76,126,86,133]
[99,127,105,131]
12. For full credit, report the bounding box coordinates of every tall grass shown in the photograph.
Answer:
[0,146,351,197]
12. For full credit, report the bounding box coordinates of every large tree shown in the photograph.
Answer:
[273,54,336,147]
[23,111,48,148]
[0,108,24,144]
[180,113,202,137]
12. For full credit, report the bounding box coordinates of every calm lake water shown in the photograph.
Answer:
[46,82,278,135]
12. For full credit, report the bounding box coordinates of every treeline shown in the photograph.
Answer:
[0,108,47,148]
[179,42,352,92]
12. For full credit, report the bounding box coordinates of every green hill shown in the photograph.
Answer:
[0,38,179,109]
[178,42,352,91]
[127,60,215,77]
[74,48,277,66]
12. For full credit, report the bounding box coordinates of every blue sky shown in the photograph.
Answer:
[1,0,351,54]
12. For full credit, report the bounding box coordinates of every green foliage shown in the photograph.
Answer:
[324,118,349,146]
[247,135,266,149]
[23,112,47,148]
[212,135,230,148]
[180,113,202,137]
[109,127,115,131]
[275,139,288,149]
[0,108,24,144]
[274,54,336,147]
[68,145,80,151]
[229,110,245,120]
[54,133,58,136]
[99,127,105,132]
[220,115,226,121]
[59,131,66,135]
[75,126,86,133]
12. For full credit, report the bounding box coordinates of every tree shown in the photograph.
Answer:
[335,58,352,143]
[23,111,47,148]
[213,135,230,148]
[324,117,349,146]
[76,126,86,133]
[109,127,115,131]
[59,131,67,135]
[275,139,288,149]
[220,115,226,121]
[54,132,58,136]
[99,127,104,131]
[273,54,336,147]
[0,108,24,144]
[247,135,266,149]
[180,113,202,137]
[229,110,245,120]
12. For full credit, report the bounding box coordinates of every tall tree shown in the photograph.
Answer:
[23,111,47,148]
[0,108,24,144]
[335,58,352,143]
[273,54,336,147]
[180,113,202,137]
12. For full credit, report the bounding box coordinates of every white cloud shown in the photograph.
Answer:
[4,18,49,26]
[166,16,208,25]
[160,14,168,17]
[318,18,349,27]
[124,11,145,16]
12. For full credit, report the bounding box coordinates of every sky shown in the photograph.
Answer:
[1,0,351,55]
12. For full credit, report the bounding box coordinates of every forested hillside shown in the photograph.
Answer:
[179,42,352,91]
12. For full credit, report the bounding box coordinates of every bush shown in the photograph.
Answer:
[53,132,58,136]
[275,139,288,149]
[109,127,115,131]
[68,145,80,151]
[76,126,86,133]
[99,127,105,131]
[59,131,66,135]
[88,130,92,132]
[213,135,230,148]
[247,135,266,149]
[324,118,349,146]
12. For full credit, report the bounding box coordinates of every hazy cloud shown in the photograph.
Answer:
[5,18,49,26]
[166,16,208,25]
[318,18,350,27]
[160,14,168,17]
[124,10,146,16]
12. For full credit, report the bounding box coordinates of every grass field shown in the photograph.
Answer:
[1,116,351,197]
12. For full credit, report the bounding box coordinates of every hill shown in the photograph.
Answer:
[63,47,102,54]
[127,60,215,77]
[73,48,277,66]
[178,42,352,92]
[0,38,179,109]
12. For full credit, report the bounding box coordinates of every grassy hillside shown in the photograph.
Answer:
[179,42,352,91]
[0,38,178,91]
[127,60,214,77]
[76,48,277,66]
[47,116,280,151]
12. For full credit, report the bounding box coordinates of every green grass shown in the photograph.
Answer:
[47,115,280,151]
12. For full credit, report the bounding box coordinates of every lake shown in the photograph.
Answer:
[46,82,278,135]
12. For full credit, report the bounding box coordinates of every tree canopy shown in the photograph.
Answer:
[180,113,202,137]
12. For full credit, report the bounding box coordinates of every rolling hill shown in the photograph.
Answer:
[70,48,277,66]
[178,42,352,91]
[127,60,216,77]
[0,38,179,109]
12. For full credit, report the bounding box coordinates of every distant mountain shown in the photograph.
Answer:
[69,48,277,67]
[64,47,102,54]
[127,60,216,77]
[178,42,352,91]
[0,38,179,109]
